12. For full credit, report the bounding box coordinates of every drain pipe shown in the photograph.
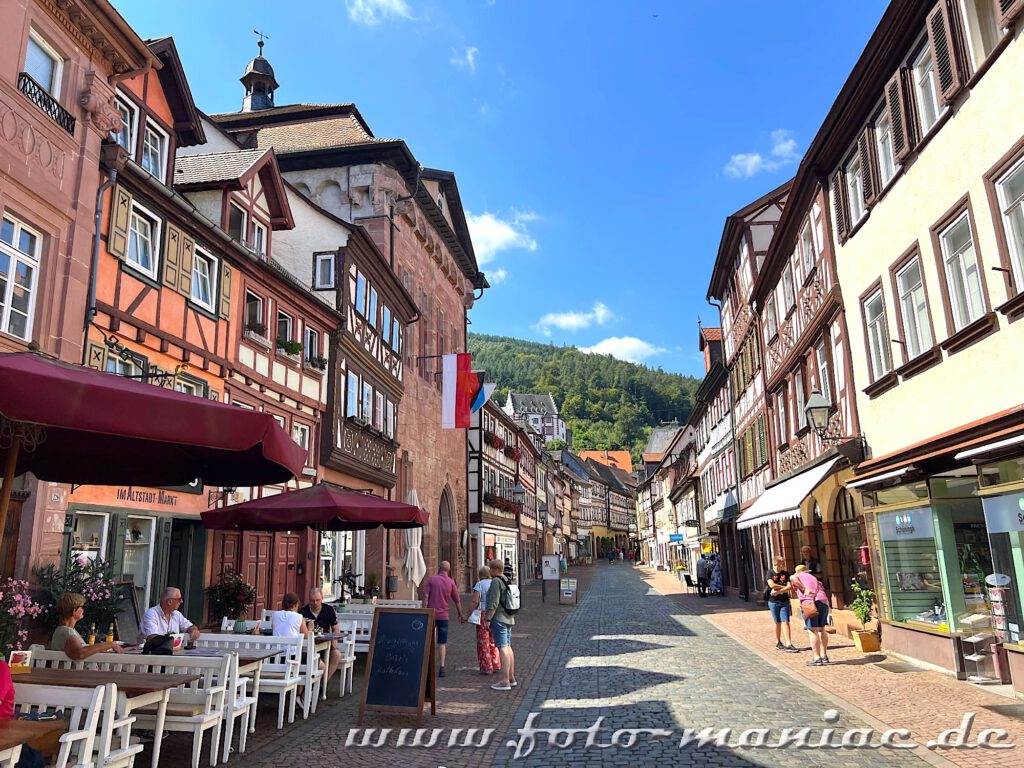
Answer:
[82,167,118,363]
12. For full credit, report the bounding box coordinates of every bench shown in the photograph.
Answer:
[13,683,105,768]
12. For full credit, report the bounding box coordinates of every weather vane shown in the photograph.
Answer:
[253,29,269,54]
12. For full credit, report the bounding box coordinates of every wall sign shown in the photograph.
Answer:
[878,506,935,540]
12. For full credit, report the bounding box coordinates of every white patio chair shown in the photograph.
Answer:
[0,745,20,768]
[97,683,145,768]
[14,683,104,768]
[220,652,255,763]
[335,620,358,696]
[296,632,324,718]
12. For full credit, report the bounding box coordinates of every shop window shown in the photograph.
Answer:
[71,512,109,564]
[123,516,156,608]
[877,506,945,624]
[979,489,1024,644]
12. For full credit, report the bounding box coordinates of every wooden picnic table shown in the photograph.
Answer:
[0,718,67,759]
[16,668,199,768]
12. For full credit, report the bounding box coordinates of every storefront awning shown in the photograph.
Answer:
[736,458,839,531]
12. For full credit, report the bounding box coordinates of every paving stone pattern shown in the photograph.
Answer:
[492,564,929,768]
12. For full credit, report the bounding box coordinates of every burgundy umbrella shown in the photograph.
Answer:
[200,481,429,531]
[0,352,306,530]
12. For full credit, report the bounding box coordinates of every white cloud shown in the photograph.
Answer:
[466,210,538,265]
[579,336,667,363]
[450,46,479,73]
[534,302,617,336]
[489,267,508,285]
[724,128,800,178]
[346,0,413,25]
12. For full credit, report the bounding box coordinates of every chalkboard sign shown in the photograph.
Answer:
[358,607,436,724]
[112,580,141,644]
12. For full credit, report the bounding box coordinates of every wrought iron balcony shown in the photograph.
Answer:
[17,72,75,135]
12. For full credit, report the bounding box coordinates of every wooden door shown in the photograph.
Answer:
[244,533,272,619]
[270,533,300,609]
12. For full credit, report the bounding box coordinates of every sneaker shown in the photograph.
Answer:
[439,666,446,677]
[509,679,518,687]
[775,642,785,650]
[822,656,830,664]
[806,658,824,667]
[785,645,800,653]
[491,682,512,691]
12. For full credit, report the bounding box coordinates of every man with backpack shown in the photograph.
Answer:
[485,558,519,691]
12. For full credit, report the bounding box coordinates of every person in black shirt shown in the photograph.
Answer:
[767,556,799,653]
[300,587,342,683]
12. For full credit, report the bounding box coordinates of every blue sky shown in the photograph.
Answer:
[118,0,889,378]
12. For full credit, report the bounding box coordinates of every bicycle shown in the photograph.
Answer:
[332,569,363,603]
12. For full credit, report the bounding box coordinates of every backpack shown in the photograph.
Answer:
[499,576,521,615]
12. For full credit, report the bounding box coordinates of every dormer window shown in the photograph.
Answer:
[141,122,168,182]
[228,205,247,243]
[251,220,267,257]
[114,94,138,154]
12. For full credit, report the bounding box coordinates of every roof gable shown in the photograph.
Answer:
[147,38,205,147]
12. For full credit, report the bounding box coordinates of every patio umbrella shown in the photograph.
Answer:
[199,481,429,532]
[402,489,427,587]
[0,352,306,538]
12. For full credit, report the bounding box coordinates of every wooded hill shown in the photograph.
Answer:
[467,333,700,461]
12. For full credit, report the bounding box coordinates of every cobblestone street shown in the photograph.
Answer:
[203,563,1024,768]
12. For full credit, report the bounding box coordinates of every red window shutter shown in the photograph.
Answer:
[927,1,964,104]
[830,171,849,242]
[996,0,1024,28]
[857,128,879,207]
[885,70,914,164]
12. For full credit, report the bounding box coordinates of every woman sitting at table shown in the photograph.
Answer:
[272,593,325,672]
[49,593,124,659]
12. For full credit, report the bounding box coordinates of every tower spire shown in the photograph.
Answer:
[240,30,278,112]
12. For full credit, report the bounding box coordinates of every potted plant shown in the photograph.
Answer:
[307,355,329,371]
[275,337,303,357]
[244,322,267,338]
[206,568,257,632]
[0,578,42,656]
[849,579,881,652]
[33,559,120,635]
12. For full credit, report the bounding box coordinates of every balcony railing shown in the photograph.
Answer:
[17,72,75,135]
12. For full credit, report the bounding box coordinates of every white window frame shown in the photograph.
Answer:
[368,288,378,328]
[815,340,832,404]
[292,422,311,463]
[996,157,1024,291]
[25,31,62,97]
[844,149,866,224]
[314,253,335,289]
[0,215,42,341]
[361,380,373,424]
[794,369,807,431]
[251,220,267,258]
[141,121,169,183]
[864,290,893,380]
[940,212,985,331]
[958,0,1003,70]
[174,377,202,397]
[277,310,293,343]
[912,45,943,136]
[782,265,796,311]
[381,306,391,343]
[374,391,384,431]
[896,257,933,359]
[873,108,898,189]
[245,291,264,331]
[105,355,142,377]
[228,204,248,244]
[346,371,359,418]
[391,320,402,353]
[385,400,395,439]
[765,294,778,339]
[304,327,320,362]
[800,220,816,276]
[190,247,217,312]
[355,272,367,316]
[126,201,161,281]
[114,93,138,155]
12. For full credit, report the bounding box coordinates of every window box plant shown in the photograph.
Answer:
[275,337,303,359]
[849,579,881,653]
[306,355,329,372]
[244,322,267,337]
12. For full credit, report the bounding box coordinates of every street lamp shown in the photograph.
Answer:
[512,483,525,504]
[805,390,832,438]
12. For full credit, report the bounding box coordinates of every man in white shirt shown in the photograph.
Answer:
[138,587,201,645]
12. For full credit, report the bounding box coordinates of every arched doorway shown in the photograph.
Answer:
[438,486,457,576]
[834,489,868,605]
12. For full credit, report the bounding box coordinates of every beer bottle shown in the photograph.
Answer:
[88,623,96,645]
[105,623,114,644]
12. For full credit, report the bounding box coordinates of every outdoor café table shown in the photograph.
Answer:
[0,718,68,760]
[13,667,199,768]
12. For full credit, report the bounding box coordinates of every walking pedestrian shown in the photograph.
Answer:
[709,554,723,596]
[559,554,568,574]
[485,559,517,691]
[695,554,709,597]
[418,560,465,678]
[791,564,830,666]
[469,566,500,674]
[766,556,799,653]
[607,549,615,565]
[618,549,625,563]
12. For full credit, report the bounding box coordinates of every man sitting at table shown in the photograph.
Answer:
[138,587,201,645]
[301,587,343,683]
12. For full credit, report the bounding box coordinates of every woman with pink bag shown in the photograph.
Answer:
[791,564,830,666]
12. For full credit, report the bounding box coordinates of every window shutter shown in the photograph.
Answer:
[857,128,879,207]
[108,185,132,260]
[996,0,1024,28]
[886,69,914,163]
[85,342,107,371]
[830,171,849,242]
[178,233,195,297]
[927,1,964,104]
[163,223,182,289]
[219,261,233,320]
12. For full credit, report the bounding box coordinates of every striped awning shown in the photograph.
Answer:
[736,458,839,531]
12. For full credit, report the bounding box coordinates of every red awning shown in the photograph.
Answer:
[200,482,429,531]
[0,352,305,486]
